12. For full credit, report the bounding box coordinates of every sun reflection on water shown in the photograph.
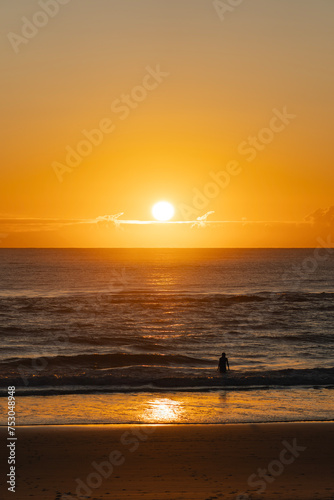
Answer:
[141,398,184,423]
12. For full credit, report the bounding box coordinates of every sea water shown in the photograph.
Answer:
[0,248,333,424]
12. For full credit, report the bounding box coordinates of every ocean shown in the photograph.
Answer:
[0,248,333,424]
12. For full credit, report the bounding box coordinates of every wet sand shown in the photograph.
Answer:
[0,422,334,500]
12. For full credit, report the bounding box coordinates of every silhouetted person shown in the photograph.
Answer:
[218,352,229,373]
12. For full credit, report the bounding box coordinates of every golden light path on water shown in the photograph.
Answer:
[140,398,185,423]
[1,389,334,425]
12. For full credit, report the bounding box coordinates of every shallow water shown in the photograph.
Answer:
[1,388,333,425]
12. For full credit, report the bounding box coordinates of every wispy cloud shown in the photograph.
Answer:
[94,211,217,228]
[0,207,333,236]
[305,206,334,228]
[0,218,85,233]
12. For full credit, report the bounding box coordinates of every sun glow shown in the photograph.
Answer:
[152,201,175,221]
[142,398,184,423]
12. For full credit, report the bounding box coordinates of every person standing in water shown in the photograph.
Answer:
[218,352,230,373]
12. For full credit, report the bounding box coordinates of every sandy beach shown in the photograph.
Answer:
[1,422,334,500]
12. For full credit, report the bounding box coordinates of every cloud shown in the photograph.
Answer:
[0,218,84,233]
[0,213,219,234]
[0,211,309,234]
[0,208,333,247]
[305,206,334,228]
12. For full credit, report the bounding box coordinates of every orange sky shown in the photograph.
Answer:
[1,0,333,247]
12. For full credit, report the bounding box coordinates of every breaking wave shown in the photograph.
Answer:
[1,365,333,396]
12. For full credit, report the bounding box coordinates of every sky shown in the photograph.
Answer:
[1,0,333,247]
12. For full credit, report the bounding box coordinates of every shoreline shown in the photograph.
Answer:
[1,418,334,427]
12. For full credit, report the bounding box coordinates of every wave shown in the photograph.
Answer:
[1,352,210,369]
[1,367,334,396]
[1,290,333,305]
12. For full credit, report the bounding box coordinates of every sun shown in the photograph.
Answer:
[152,201,175,221]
